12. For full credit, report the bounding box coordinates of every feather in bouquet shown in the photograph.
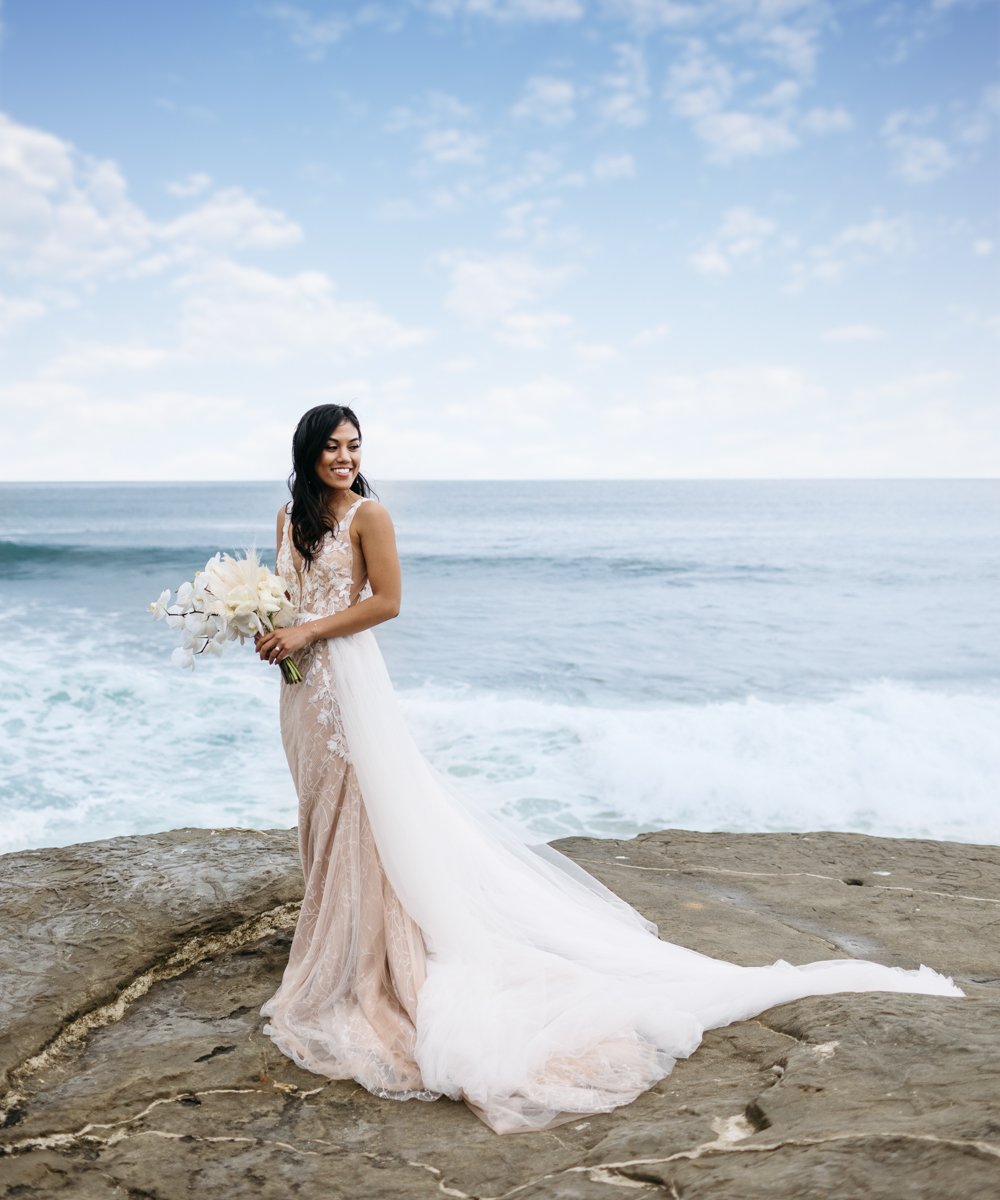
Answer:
[150,548,302,683]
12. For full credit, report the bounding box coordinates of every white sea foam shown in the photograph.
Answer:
[401,680,1000,846]
[2,629,998,852]
[0,611,298,854]
[3,479,999,853]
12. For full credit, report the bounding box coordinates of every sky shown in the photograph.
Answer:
[0,0,997,481]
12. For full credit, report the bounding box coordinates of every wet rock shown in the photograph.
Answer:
[0,827,996,1199]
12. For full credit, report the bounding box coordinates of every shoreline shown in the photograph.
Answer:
[1,825,997,1196]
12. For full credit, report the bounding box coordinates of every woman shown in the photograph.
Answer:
[257,404,962,1136]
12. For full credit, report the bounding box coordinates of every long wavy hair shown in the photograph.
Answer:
[286,404,377,568]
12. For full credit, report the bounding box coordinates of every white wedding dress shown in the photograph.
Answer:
[260,497,963,1135]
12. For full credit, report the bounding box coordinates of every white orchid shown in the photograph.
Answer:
[183,611,210,636]
[151,546,302,682]
[148,589,171,620]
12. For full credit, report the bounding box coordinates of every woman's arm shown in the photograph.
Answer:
[256,502,401,664]
[305,502,401,639]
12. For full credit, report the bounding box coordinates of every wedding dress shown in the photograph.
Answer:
[260,496,963,1135]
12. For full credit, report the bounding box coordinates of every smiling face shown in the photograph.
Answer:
[314,420,362,497]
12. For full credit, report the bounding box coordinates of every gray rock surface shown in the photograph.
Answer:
[0,826,996,1199]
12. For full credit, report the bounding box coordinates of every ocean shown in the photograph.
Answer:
[1,479,998,854]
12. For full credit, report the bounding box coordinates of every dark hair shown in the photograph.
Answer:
[286,404,377,567]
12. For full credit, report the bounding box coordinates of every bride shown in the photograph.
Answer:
[255,403,962,1136]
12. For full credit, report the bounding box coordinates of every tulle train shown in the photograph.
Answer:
[307,630,964,1134]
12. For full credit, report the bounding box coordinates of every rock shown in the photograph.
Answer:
[0,827,996,1199]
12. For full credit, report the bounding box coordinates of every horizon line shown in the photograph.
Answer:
[1,476,998,486]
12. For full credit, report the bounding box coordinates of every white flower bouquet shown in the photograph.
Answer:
[150,548,303,683]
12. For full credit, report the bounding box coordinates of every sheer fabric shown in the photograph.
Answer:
[261,498,963,1134]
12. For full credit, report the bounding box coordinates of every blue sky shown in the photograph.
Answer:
[0,0,997,480]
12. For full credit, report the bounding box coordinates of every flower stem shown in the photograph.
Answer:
[280,657,303,684]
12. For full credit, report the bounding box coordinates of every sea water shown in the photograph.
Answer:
[1,479,998,853]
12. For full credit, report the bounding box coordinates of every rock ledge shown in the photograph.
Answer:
[0,827,997,1199]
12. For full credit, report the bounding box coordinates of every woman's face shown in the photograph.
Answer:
[314,420,361,495]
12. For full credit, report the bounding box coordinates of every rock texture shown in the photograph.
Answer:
[0,826,997,1199]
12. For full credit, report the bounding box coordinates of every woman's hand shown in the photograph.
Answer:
[255,622,314,666]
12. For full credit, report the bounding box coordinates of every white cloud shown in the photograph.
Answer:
[755,78,800,109]
[625,363,837,476]
[175,259,428,363]
[621,360,997,478]
[0,114,304,292]
[800,105,852,134]
[973,238,994,256]
[421,127,487,165]
[666,43,735,120]
[424,0,583,20]
[165,171,212,198]
[158,187,303,252]
[856,368,962,402]
[386,91,474,133]
[442,251,570,321]
[835,216,909,254]
[719,1,834,78]
[629,320,671,346]
[690,243,731,275]
[154,96,217,124]
[822,324,886,343]
[497,196,562,243]
[882,110,956,183]
[956,82,1000,145]
[42,340,170,378]
[441,250,573,347]
[790,214,911,286]
[602,0,699,30]
[263,4,351,59]
[385,90,488,172]
[754,20,821,76]
[511,76,577,126]
[0,379,279,480]
[0,113,152,279]
[653,364,824,417]
[664,24,851,163]
[0,292,46,338]
[501,309,574,348]
[476,375,579,433]
[691,206,778,274]
[599,43,650,127]
[696,109,799,163]
[591,152,636,180]
[665,42,801,162]
[573,340,618,363]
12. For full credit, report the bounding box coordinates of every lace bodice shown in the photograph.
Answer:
[276,497,373,621]
[275,496,373,765]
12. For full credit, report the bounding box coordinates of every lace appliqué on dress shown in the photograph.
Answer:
[275,502,373,767]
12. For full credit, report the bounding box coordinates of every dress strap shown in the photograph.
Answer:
[339,495,368,532]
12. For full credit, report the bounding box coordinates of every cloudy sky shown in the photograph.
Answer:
[0,0,997,480]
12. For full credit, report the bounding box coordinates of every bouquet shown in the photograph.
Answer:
[150,548,302,683]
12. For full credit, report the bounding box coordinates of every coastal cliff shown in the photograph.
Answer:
[0,827,996,1198]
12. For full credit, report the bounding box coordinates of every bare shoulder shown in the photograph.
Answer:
[355,498,394,530]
